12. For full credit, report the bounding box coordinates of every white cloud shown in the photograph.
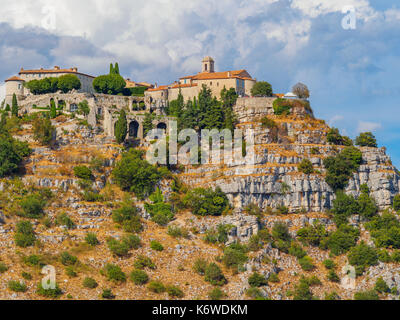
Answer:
[328,115,344,126]
[357,121,382,133]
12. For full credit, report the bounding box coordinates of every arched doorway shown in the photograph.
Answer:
[129,121,140,138]
[157,122,167,133]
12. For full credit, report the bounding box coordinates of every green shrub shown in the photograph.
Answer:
[298,159,314,174]
[148,281,166,293]
[271,222,291,253]
[298,256,315,271]
[8,280,27,292]
[374,277,390,293]
[102,264,126,283]
[115,109,128,144]
[394,195,400,211]
[0,262,8,273]
[204,224,233,244]
[60,252,78,266]
[193,258,208,275]
[130,270,149,285]
[248,272,267,287]
[261,117,277,129]
[85,232,99,246]
[56,212,76,229]
[183,187,229,216]
[18,193,46,218]
[322,224,360,256]
[327,128,353,146]
[82,191,104,202]
[323,259,336,270]
[209,287,225,300]
[145,188,174,225]
[36,282,63,298]
[268,273,280,283]
[293,278,315,300]
[327,270,340,282]
[134,255,156,270]
[150,240,164,251]
[289,243,307,259]
[0,131,31,177]
[246,287,265,300]
[112,149,162,199]
[205,263,227,286]
[273,98,291,115]
[348,242,378,276]
[65,266,77,278]
[73,166,93,180]
[83,277,98,289]
[166,285,184,298]
[354,290,379,300]
[167,225,190,239]
[23,254,43,267]
[251,81,273,97]
[112,202,142,232]
[355,132,377,148]
[21,272,32,280]
[32,116,55,146]
[101,289,115,299]
[325,292,340,300]
[14,221,36,248]
[366,213,400,248]
[297,222,328,247]
[222,243,248,271]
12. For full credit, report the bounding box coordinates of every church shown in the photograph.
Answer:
[145,57,257,109]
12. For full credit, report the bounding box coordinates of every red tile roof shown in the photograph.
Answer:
[180,70,254,81]
[19,67,95,78]
[5,76,25,82]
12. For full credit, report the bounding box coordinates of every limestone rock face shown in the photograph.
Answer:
[179,99,400,213]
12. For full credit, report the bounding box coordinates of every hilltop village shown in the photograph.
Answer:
[0,57,400,301]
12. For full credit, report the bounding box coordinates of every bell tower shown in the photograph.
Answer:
[202,56,215,73]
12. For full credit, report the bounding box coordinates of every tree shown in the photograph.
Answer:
[57,75,81,93]
[78,100,90,116]
[50,99,57,119]
[355,132,378,148]
[298,159,314,174]
[33,116,55,146]
[251,81,273,97]
[0,132,31,177]
[292,83,310,99]
[115,109,128,144]
[11,94,18,117]
[114,63,120,75]
[142,113,154,137]
[93,74,126,95]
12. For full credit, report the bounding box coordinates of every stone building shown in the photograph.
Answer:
[4,66,95,106]
[145,57,257,109]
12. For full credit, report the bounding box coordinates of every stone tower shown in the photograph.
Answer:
[202,56,215,73]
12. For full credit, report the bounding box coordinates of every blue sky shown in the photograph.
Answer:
[0,0,399,166]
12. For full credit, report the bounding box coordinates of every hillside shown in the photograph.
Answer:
[0,97,400,301]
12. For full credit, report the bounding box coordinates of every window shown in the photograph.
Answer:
[18,84,22,89]
[205,64,208,71]
[210,82,212,86]
[70,104,78,112]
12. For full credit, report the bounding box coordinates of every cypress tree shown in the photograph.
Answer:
[11,94,18,117]
[115,109,127,144]
[114,63,120,75]
[50,99,57,119]
[110,63,114,75]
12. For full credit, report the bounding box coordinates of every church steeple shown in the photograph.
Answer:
[202,56,215,73]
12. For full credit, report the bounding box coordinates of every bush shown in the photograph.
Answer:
[65,266,77,278]
[36,282,63,298]
[130,270,149,285]
[246,287,265,300]
[148,281,166,293]
[183,187,229,216]
[85,232,99,246]
[327,270,340,282]
[248,272,268,287]
[222,243,248,271]
[205,263,227,286]
[73,166,93,180]
[273,98,291,115]
[298,159,314,174]
[23,254,43,267]
[112,149,162,199]
[354,290,379,300]
[289,242,307,259]
[102,264,126,283]
[145,188,174,226]
[56,212,76,230]
[297,222,328,247]
[83,277,98,289]
[375,277,390,293]
[193,258,208,275]
[331,191,359,226]
[327,128,353,146]
[8,280,27,292]
[298,256,315,271]
[355,132,377,148]
[322,224,359,255]
[323,259,336,270]
[348,242,378,276]
[204,224,233,244]
[14,221,36,248]
[261,117,277,129]
[209,287,225,300]
[0,131,31,177]
[22,272,32,280]
[268,273,280,283]
[101,289,115,299]
[293,279,314,300]
[33,117,55,146]
[394,195,400,211]
[60,252,78,266]
[166,285,184,298]
[134,255,156,270]
[150,240,164,251]
[107,235,141,257]
[18,193,46,218]
[365,213,400,248]
[167,225,190,239]
[251,81,273,97]
[0,262,8,273]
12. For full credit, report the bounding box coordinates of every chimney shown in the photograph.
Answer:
[228,71,231,77]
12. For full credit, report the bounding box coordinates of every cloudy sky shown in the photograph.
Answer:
[0,0,399,166]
